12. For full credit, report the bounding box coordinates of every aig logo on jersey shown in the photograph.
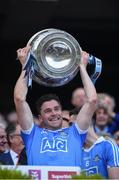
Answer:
[40,137,68,153]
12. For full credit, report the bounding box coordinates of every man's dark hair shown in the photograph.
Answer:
[6,123,16,145]
[96,103,108,113]
[36,93,62,114]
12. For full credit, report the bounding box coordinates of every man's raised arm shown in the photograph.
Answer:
[14,47,33,130]
[76,51,97,130]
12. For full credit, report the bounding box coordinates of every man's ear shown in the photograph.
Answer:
[9,135,13,143]
[38,114,41,119]
[38,114,45,128]
[38,115,43,122]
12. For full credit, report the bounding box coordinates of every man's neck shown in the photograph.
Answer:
[10,146,22,155]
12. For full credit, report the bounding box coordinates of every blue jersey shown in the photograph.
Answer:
[82,137,119,178]
[21,123,87,166]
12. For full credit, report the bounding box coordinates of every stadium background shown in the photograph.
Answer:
[0,0,119,115]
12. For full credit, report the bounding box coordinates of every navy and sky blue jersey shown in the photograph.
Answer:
[82,137,119,178]
[21,123,87,167]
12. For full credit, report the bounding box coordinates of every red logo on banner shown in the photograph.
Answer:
[29,169,41,180]
[48,171,77,180]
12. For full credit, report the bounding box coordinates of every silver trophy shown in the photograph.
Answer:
[26,28,102,87]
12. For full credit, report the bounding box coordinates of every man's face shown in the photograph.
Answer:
[0,127,7,153]
[95,108,109,127]
[72,89,86,108]
[101,96,114,112]
[39,100,62,130]
[9,125,24,152]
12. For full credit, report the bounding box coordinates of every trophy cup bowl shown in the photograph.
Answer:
[27,28,82,87]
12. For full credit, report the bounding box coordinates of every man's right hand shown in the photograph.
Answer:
[17,46,31,66]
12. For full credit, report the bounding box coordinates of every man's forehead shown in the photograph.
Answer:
[41,100,60,108]
[97,107,108,114]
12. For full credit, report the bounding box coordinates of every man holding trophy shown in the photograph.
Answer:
[14,29,98,167]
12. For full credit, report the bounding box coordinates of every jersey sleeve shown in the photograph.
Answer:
[73,122,88,146]
[105,140,119,168]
